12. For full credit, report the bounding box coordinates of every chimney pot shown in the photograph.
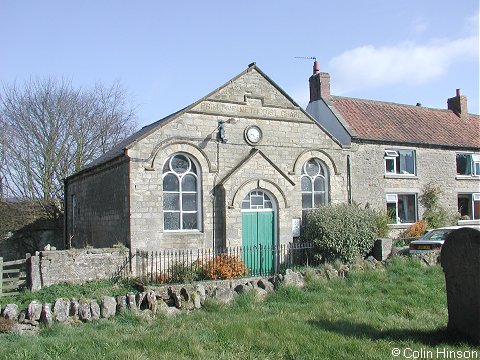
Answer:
[309,60,331,103]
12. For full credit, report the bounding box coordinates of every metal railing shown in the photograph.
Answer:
[133,242,315,284]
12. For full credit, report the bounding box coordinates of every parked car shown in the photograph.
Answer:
[409,225,480,255]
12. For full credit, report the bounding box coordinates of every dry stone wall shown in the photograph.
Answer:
[29,248,129,291]
[1,273,296,335]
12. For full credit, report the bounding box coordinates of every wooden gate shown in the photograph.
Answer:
[0,257,27,297]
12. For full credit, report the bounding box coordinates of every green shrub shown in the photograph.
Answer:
[301,204,377,264]
[419,182,455,228]
[155,261,206,284]
[372,209,390,237]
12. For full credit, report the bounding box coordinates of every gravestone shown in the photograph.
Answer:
[441,227,480,344]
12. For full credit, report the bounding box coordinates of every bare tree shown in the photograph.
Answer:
[0,120,6,200]
[0,77,137,215]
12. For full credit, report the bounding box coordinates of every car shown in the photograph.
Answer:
[409,225,480,255]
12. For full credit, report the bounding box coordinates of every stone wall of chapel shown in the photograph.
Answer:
[127,70,349,251]
[128,115,349,251]
[350,142,480,228]
[210,70,294,108]
[65,157,130,249]
[65,66,480,250]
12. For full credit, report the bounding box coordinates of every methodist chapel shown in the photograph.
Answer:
[64,62,480,253]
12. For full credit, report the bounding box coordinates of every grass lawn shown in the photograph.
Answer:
[0,256,476,359]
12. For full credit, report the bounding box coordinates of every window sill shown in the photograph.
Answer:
[455,175,480,181]
[384,174,417,180]
[387,223,415,229]
[457,220,480,226]
[163,230,203,234]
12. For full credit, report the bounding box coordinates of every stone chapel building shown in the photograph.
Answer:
[64,62,480,252]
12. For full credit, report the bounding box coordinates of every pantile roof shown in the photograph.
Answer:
[331,96,480,149]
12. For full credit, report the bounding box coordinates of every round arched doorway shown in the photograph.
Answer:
[241,189,276,275]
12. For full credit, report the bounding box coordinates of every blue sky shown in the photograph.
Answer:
[1,1,478,128]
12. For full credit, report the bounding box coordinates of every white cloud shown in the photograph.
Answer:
[329,35,479,94]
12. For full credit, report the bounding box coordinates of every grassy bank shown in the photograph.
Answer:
[0,256,474,359]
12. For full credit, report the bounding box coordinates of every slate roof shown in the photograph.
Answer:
[330,96,480,149]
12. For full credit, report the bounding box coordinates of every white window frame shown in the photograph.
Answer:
[458,193,480,221]
[385,194,398,203]
[473,155,480,176]
[301,158,329,215]
[386,193,417,224]
[385,150,399,157]
[384,150,398,174]
[241,190,275,212]
[456,153,480,177]
[162,153,202,232]
[384,149,416,176]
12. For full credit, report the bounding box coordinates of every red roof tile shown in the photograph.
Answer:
[331,96,480,149]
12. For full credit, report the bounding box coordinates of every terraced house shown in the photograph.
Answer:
[306,61,480,233]
[64,62,480,255]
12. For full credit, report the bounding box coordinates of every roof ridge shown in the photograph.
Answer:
[331,95,479,149]
[331,95,456,113]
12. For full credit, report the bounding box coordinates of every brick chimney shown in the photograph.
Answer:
[447,89,468,119]
[309,60,331,102]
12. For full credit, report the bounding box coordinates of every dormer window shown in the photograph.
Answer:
[456,153,480,176]
[384,149,415,175]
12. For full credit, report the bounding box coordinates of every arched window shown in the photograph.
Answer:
[301,158,329,216]
[242,190,274,210]
[162,153,201,231]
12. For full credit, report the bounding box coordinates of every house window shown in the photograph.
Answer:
[384,150,415,175]
[386,193,417,224]
[456,153,480,176]
[162,153,201,231]
[301,158,329,216]
[458,193,480,220]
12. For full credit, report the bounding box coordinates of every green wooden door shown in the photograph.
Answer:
[242,211,274,275]
[257,211,274,274]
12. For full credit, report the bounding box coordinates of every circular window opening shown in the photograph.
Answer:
[170,154,190,174]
